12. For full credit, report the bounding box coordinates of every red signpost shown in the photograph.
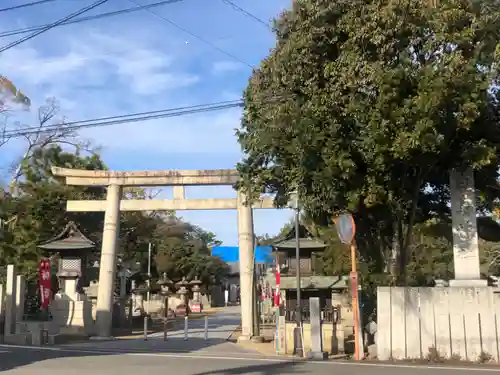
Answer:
[39,259,51,309]
[334,214,362,361]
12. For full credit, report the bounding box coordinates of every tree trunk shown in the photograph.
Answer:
[390,221,400,280]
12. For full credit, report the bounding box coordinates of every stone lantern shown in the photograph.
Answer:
[176,277,189,316]
[130,283,149,317]
[38,221,95,301]
[189,276,203,314]
[157,273,173,318]
[189,276,202,302]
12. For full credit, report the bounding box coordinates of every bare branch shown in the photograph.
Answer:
[4,97,98,192]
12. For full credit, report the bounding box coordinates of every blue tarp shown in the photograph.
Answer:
[211,246,273,264]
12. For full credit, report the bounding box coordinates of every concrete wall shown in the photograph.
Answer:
[377,286,500,362]
[283,322,340,355]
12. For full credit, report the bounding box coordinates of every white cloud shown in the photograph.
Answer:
[212,60,242,75]
[81,106,242,154]
[0,30,199,98]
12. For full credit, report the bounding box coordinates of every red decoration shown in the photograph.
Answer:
[189,302,201,313]
[39,259,51,309]
[274,263,281,306]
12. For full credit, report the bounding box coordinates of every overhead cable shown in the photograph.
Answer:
[0,0,110,53]
[221,0,272,31]
[0,0,57,13]
[0,0,184,39]
[128,0,253,68]
[3,94,293,138]
[3,101,244,138]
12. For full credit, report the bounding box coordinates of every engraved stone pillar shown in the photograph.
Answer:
[15,275,25,322]
[95,184,122,337]
[237,190,255,341]
[307,297,327,360]
[4,265,16,335]
[449,167,486,286]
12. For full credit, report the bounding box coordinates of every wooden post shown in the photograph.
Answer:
[333,214,363,360]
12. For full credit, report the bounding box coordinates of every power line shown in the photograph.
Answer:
[3,94,292,138]
[0,0,184,39]
[3,100,245,138]
[0,0,57,13]
[5,99,243,135]
[0,0,110,54]
[128,0,253,69]
[221,0,272,31]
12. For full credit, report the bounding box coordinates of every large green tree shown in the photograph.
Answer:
[236,0,500,280]
[0,145,106,279]
[154,218,229,287]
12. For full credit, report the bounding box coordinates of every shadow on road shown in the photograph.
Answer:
[0,335,263,373]
[0,307,255,373]
[191,361,306,375]
[0,348,113,372]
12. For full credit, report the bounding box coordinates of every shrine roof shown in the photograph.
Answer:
[38,221,95,251]
[272,223,326,250]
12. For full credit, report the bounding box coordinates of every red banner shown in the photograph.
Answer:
[274,263,281,306]
[39,259,51,309]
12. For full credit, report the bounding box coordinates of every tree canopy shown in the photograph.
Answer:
[236,0,500,279]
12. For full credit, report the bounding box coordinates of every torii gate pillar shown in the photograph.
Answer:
[237,191,255,340]
[95,184,122,338]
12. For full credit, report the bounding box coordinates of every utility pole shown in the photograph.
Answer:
[294,193,303,356]
[252,235,262,340]
[147,242,152,306]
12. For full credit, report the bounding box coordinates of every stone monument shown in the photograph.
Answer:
[306,297,327,360]
[449,167,486,286]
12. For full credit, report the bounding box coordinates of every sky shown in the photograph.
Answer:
[0,0,294,245]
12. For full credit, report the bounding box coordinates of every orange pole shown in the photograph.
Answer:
[350,242,357,273]
[350,242,360,360]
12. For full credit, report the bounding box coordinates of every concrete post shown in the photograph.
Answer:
[0,284,4,323]
[4,265,16,335]
[15,275,25,322]
[237,190,255,341]
[95,184,122,338]
[449,168,486,286]
[204,315,208,341]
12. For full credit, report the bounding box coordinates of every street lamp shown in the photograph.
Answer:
[252,234,263,341]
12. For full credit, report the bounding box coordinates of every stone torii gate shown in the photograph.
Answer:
[51,167,275,340]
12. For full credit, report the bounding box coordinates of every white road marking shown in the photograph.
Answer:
[0,344,499,371]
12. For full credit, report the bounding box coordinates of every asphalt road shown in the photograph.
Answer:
[0,307,499,374]
[1,346,500,375]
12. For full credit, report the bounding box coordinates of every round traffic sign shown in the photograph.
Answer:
[334,214,356,244]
